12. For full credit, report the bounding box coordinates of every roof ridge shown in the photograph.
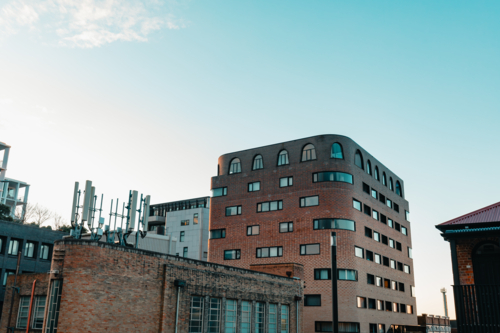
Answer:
[438,201,500,226]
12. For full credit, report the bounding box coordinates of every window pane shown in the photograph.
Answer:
[353,199,361,211]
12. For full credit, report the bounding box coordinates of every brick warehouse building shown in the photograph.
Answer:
[436,201,500,333]
[208,135,417,333]
[0,240,303,333]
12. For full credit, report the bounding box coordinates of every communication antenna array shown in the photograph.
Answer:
[70,180,151,249]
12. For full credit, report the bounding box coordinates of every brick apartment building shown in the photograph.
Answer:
[1,240,303,333]
[208,135,417,333]
[436,201,500,333]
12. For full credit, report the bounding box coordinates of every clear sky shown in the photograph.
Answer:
[1,0,499,320]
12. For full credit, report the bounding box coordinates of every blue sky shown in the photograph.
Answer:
[1,0,500,319]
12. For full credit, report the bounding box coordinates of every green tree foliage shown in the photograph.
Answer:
[0,203,14,222]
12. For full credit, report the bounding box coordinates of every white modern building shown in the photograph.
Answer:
[0,142,30,220]
[148,196,210,261]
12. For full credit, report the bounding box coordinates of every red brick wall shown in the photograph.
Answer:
[250,263,304,280]
[30,240,302,333]
[209,134,417,332]
[455,237,498,285]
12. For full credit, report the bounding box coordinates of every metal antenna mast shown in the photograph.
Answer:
[440,288,448,317]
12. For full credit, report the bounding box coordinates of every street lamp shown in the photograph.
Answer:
[331,232,339,333]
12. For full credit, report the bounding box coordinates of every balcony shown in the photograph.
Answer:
[453,284,500,332]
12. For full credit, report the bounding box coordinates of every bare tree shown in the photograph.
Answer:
[31,204,53,227]
[15,202,36,224]
[53,213,66,230]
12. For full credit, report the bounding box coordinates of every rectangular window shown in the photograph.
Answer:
[379,193,385,204]
[248,181,261,192]
[370,324,377,333]
[365,227,372,238]
[8,239,20,256]
[193,213,199,224]
[371,189,377,199]
[364,204,371,216]
[208,298,221,333]
[386,199,392,208]
[383,257,389,267]
[391,280,398,290]
[408,247,413,258]
[394,203,399,213]
[396,242,402,251]
[366,250,373,261]
[390,259,396,269]
[374,254,381,264]
[224,249,240,260]
[363,183,370,194]
[393,302,399,312]
[32,296,46,329]
[338,269,357,281]
[257,200,283,212]
[188,296,203,333]
[372,210,379,220]
[395,222,401,232]
[181,220,190,226]
[380,214,387,224]
[388,218,393,228]
[255,302,264,333]
[280,305,289,333]
[411,285,416,297]
[225,300,237,333]
[180,231,185,242]
[377,300,384,311]
[212,187,227,197]
[385,301,392,312]
[247,225,260,236]
[353,199,362,211]
[379,324,386,333]
[183,247,188,258]
[367,274,375,285]
[397,262,403,271]
[40,244,51,260]
[226,206,242,216]
[399,282,405,292]
[314,268,331,280]
[279,176,293,187]
[256,246,283,258]
[304,295,321,306]
[45,280,63,333]
[402,226,408,235]
[354,246,364,258]
[269,304,277,333]
[241,301,251,333]
[407,305,414,314]
[279,222,293,233]
[406,210,410,221]
[339,323,360,333]
[373,232,380,242]
[384,278,391,289]
[315,322,333,332]
[375,276,382,287]
[313,219,356,231]
[16,296,30,328]
[381,235,388,245]
[300,196,318,207]
[24,241,36,258]
[300,243,320,255]
[210,229,226,239]
[404,265,411,274]
[356,296,367,308]
[389,239,395,248]
[400,304,406,313]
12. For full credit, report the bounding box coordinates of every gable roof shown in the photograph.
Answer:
[438,201,500,226]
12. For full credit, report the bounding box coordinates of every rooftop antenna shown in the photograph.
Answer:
[70,180,104,241]
[441,288,448,317]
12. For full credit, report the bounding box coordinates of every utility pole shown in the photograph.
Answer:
[440,288,448,317]
[331,232,338,333]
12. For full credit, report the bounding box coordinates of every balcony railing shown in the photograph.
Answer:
[453,284,500,333]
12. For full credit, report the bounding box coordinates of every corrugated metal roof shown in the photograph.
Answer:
[439,201,500,226]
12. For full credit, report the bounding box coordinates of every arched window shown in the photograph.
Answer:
[252,155,263,170]
[278,150,289,166]
[374,167,379,181]
[366,160,372,175]
[382,173,387,186]
[395,181,402,197]
[389,178,394,191]
[354,150,364,169]
[331,143,343,159]
[229,158,241,174]
[301,144,316,161]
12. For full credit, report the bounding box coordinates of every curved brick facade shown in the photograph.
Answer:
[209,134,417,332]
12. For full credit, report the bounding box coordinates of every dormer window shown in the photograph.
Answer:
[252,155,263,170]
[302,144,316,161]
[229,158,241,174]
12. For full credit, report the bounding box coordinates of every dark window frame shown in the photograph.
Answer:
[314,268,331,280]
[223,249,241,260]
[279,221,293,233]
[256,246,283,258]
[279,176,293,188]
[331,142,344,159]
[299,195,319,208]
[210,229,226,239]
[248,181,261,192]
[257,200,283,213]
[304,294,321,306]
[246,225,260,236]
[300,243,321,256]
[225,206,242,216]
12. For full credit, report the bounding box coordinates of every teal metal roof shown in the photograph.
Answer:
[445,226,500,233]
